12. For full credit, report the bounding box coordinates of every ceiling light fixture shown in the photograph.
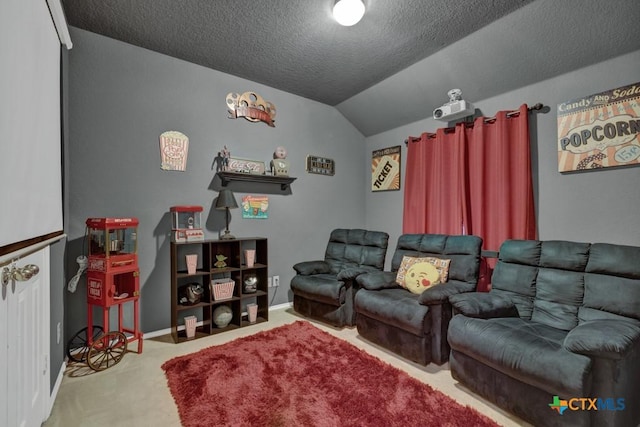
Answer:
[333,0,365,26]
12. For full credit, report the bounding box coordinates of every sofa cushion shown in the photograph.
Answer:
[448,316,592,397]
[583,243,640,321]
[492,240,591,323]
[491,262,537,319]
[355,288,429,336]
[357,271,399,291]
[449,292,519,318]
[564,319,640,359]
[292,260,331,276]
[418,279,476,305]
[325,229,388,274]
[531,268,584,331]
[290,274,345,307]
[389,234,481,284]
[539,240,590,271]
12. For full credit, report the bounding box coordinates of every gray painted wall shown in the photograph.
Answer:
[66,28,366,337]
[65,25,640,348]
[365,50,640,268]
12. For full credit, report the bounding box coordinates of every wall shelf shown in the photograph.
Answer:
[217,171,296,191]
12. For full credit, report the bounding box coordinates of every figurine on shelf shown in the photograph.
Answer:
[214,254,228,268]
[243,275,258,293]
[212,145,231,172]
[270,146,289,177]
[178,283,204,305]
[221,145,230,171]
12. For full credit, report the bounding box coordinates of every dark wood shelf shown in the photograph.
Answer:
[240,263,267,270]
[176,301,211,312]
[176,270,211,278]
[211,296,240,304]
[217,171,296,191]
[170,238,269,343]
[240,289,267,300]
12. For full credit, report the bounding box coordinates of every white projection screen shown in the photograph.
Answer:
[0,0,67,252]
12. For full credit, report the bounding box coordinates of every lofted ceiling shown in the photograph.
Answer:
[62,0,640,136]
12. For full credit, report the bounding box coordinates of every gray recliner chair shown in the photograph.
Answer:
[354,234,483,365]
[290,229,389,327]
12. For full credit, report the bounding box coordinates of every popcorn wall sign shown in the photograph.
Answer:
[159,131,189,171]
[557,82,640,172]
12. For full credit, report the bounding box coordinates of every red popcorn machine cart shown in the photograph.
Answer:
[79,217,143,370]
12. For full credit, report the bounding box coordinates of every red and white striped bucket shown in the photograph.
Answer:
[211,279,235,301]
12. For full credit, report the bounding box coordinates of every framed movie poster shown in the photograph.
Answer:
[557,82,640,172]
[372,145,401,191]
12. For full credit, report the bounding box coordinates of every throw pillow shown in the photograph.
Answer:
[396,256,451,295]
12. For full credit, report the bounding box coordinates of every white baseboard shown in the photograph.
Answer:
[46,360,66,419]
[143,326,175,339]
[269,301,293,311]
[143,301,293,339]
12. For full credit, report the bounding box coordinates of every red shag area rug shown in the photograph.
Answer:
[162,321,499,427]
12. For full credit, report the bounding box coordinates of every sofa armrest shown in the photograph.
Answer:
[293,260,331,276]
[448,292,519,318]
[418,280,476,306]
[564,320,640,360]
[337,266,378,281]
[356,271,399,291]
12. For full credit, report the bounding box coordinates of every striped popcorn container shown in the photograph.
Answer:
[211,279,235,301]
[184,315,197,339]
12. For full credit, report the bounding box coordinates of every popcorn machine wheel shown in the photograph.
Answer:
[66,325,103,363]
[66,326,128,371]
[86,331,128,371]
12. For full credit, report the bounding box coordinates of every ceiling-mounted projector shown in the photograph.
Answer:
[433,88,475,121]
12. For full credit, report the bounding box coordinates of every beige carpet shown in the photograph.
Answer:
[44,307,530,427]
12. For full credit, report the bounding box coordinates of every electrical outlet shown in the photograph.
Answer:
[273,275,280,287]
[268,277,273,287]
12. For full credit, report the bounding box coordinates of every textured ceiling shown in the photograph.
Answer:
[62,0,640,136]
[61,0,534,106]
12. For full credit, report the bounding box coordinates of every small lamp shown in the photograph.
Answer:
[333,0,365,26]
[215,189,239,240]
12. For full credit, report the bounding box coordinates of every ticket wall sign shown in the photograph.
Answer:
[557,82,640,172]
[372,145,401,191]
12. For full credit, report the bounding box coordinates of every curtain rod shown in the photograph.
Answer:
[404,103,546,145]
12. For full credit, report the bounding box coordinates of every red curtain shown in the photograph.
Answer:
[403,104,537,290]
[403,127,466,235]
